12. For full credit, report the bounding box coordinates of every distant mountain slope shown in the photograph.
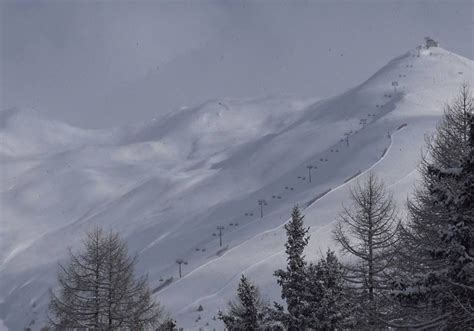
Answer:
[0,108,112,159]
[0,46,472,330]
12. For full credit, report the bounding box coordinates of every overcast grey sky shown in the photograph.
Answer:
[1,0,473,128]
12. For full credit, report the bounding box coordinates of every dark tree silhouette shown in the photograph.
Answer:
[218,275,270,331]
[396,88,474,328]
[48,228,161,329]
[273,206,310,330]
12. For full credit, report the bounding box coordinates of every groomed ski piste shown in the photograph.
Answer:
[0,46,472,330]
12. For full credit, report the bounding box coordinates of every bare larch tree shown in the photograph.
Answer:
[48,227,161,329]
[333,172,399,327]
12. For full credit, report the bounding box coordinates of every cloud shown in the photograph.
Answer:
[1,0,472,128]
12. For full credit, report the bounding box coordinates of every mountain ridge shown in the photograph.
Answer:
[0,46,472,330]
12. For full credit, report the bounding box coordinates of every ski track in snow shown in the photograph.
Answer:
[175,124,406,315]
[176,125,400,286]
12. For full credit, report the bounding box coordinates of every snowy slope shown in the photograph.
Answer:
[0,46,472,330]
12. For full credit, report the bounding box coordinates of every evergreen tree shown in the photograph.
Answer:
[395,113,474,329]
[333,173,399,327]
[48,227,161,329]
[218,274,268,330]
[428,115,474,327]
[425,83,473,168]
[273,206,310,330]
[398,85,473,285]
[395,85,474,328]
[304,249,353,329]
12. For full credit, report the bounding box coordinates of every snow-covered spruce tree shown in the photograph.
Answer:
[333,173,399,327]
[273,206,310,330]
[48,227,161,329]
[394,85,474,328]
[218,274,269,331]
[425,83,473,169]
[399,85,473,270]
[427,115,474,328]
[395,114,474,329]
[303,249,353,329]
[398,85,473,276]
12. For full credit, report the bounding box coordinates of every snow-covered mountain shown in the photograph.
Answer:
[0,46,472,330]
